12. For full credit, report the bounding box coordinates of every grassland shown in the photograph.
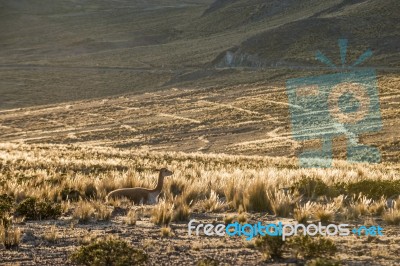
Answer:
[0,143,399,265]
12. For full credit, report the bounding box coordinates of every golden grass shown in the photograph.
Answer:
[73,201,94,223]
[198,190,226,213]
[294,202,315,223]
[172,196,191,222]
[268,189,295,218]
[43,225,59,243]
[0,224,21,249]
[160,227,174,238]
[0,143,399,227]
[123,210,138,226]
[92,201,112,221]
[243,178,271,212]
[383,208,400,225]
[151,200,173,226]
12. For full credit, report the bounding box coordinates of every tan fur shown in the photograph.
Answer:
[106,168,173,204]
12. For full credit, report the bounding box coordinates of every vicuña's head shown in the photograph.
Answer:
[158,168,173,178]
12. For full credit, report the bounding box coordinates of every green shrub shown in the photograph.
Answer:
[197,257,219,266]
[293,179,400,201]
[0,194,14,218]
[293,177,333,199]
[16,197,61,220]
[254,235,285,259]
[60,187,81,201]
[306,258,341,266]
[346,180,400,200]
[70,237,148,266]
[84,183,97,199]
[288,235,337,259]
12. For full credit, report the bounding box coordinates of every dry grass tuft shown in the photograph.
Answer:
[43,225,59,243]
[383,208,400,225]
[199,190,226,213]
[160,227,174,238]
[92,201,112,221]
[124,209,138,226]
[172,196,191,222]
[268,189,295,218]
[294,202,315,223]
[314,203,337,224]
[151,200,173,226]
[0,224,21,249]
[73,201,95,223]
[237,213,247,224]
[223,214,235,224]
[244,178,271,213]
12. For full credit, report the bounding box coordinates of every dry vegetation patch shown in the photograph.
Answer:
[0,143,399,264]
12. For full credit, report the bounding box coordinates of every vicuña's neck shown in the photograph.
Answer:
[151,172,164,192]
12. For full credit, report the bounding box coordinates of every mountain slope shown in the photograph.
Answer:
[0,0,398,109]
[211,0,400,68]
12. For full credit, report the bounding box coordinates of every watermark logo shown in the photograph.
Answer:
[286,39,382,168]
[188,220,384,241]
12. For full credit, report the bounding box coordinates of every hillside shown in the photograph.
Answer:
[0,74,399,163]
[212,0,400,68]
[0,0,399,109]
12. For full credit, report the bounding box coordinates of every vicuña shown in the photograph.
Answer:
[106,168,173,204]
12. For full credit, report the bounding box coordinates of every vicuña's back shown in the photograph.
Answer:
[106,168,173,204]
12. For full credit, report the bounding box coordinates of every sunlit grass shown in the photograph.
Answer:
[0,143,399,226]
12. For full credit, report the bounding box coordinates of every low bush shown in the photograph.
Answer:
[16,197,61,220]
[288,235,337,259]
[84,183,97,199]
[346,180,400,200]
[254,235,285,259]
[70,237,148,266]
[60,187,81,201]
[0,194,14,217]
[306,258,341,266]
[292,177,339,199]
